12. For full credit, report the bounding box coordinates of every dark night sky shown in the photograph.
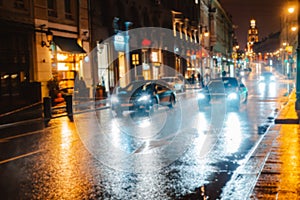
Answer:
[221,0,285,50]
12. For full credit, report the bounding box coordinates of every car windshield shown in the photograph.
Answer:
[123,81,150,92]
[161,77,175,82]
[221,78,238,88]
[262,72,273,76]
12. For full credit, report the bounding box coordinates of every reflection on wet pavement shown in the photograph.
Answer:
[0,69,295,199]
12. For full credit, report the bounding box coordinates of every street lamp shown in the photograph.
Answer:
[40,25,53,48]
[124,21,133,82]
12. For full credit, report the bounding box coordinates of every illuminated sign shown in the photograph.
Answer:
[114,33,125,52]
[151,51,159,62]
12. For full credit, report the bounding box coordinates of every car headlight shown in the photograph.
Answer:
[198,93,206,99]
[137,95,150,102]
[111,96,119,103]
[227,92,238,100]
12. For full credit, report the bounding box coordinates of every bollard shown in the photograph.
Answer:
[65,94,74,122]
[43,96,52,125]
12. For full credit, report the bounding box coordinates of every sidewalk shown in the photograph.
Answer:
[250,90,300,199]
[0,102,43,126]
[0,98,109,127]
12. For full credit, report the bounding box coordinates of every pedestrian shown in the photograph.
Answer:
[191,73,195,84]
[222,70,227,77]
[197,73,204,87]
[77,77,87,98]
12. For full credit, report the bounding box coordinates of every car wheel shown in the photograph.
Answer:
[168,95,176,108]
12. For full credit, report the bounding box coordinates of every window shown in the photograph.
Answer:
[14,0,25,9]
[48,0,57,17]
[65,0,72,20]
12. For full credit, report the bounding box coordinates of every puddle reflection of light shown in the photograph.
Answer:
[258,82,265,94]
[193,112,208,157]
[57,120,82,198]
[196,112,208,132]
[224,112,242,154]
[111,120,121,146]
[60,121,72,149]
[268,82,276,96]
[136,118,151,127]
[256,63,261,73]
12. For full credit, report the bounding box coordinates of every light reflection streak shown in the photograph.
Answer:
[60,121,72,149]
[258,82,265,94]
[57,119,81,198]
[111,120,121,146]
[224,112,242,154]
[136,118,151,127]
[193,112,208,157]
[268,82,276,97]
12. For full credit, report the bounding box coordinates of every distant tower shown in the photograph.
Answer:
[247,19,259,54]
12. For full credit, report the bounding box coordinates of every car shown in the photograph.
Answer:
[111,80,176,116]
[161,76,185,92]
[259,71,275,82]
[239,67,252,76]
[197,77,248,111]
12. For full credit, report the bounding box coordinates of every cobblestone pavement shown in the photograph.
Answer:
[250,90,300,199]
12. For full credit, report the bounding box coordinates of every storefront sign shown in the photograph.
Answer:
[114,33,125,52]
[143,63,150,70]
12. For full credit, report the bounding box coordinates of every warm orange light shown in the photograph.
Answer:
[291,26,297,32]
[288,7,295,14]
[203,31,209,37]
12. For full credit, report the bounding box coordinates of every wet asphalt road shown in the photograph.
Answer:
[0,66,294,199]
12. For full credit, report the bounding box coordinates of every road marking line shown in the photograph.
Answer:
[0,150,44,165]
[0,125,58,142]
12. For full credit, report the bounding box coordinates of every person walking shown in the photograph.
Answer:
[197,73,204,87]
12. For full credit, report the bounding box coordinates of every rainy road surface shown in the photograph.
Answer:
[0,66,294,199]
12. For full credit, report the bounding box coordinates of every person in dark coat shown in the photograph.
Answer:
[197,73,204,87]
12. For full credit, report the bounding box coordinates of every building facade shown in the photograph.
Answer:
[246,19,259,61]
[0,0,234,112]
[0,0,90,112]
[90,0,234,91]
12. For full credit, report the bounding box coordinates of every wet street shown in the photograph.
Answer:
[0,66,294,199]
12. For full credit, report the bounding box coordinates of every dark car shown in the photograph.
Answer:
[197,77,248,111]
[111,80,176,116]
[259,71,275,82]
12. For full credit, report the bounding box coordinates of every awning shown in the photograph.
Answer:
[53,36,86,54]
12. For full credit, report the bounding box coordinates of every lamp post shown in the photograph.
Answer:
[124,21,133,82]
[295,0,300,110]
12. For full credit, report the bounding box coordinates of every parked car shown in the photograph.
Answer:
[161,76,185,92]
[197,77,248,111]
[259,71,275,82]
[111,80,176,116]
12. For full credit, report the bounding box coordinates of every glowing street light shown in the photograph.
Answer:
[288,7,295,14]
